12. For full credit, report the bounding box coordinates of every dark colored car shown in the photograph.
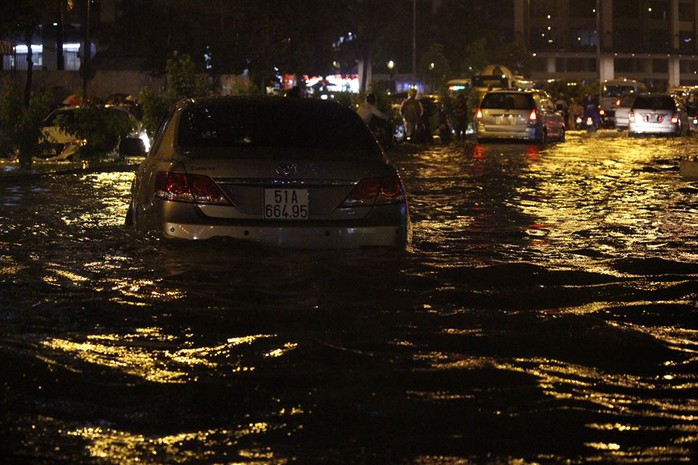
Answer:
[126,96,411,249]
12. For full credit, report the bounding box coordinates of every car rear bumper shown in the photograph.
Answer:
[476,126,537,140]
[628,123,681,135]
[160,222,409,248]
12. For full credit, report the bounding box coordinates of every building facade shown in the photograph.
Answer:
[515,0,698,87]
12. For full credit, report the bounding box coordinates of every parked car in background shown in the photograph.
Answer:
[474,89,566,143]
[667,86,698,132]
[389,92,451,144]
[126,96,411,249]
[613,93,636,130]
[418,94,453,144]
[39,106,149,161]
[628,94,689,137]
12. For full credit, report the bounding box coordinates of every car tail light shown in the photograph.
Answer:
[528,108,538,124]
[475,108,483,120]
[615,98,621,107]
[628,111,635,122]
[340,176,405,207]
[154,171,230,205]
[671,113,679,124]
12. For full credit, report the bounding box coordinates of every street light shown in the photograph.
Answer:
[387,60,396,92]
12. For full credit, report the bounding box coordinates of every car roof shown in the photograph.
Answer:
[177,95,349,112]
[43,105,135,124]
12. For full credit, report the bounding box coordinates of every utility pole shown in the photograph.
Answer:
[82,0,91,99]
[412,0,416,86]
[596,0,602,102]
[57,1,65,70]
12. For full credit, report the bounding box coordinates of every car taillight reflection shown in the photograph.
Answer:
[154,172,230,205]
[341,176,406,207]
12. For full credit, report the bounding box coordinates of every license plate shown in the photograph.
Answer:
[264,189,309,220]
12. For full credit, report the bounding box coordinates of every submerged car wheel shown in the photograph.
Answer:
[537,129,547,145]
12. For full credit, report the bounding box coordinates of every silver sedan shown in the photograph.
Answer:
[126,96,411,249]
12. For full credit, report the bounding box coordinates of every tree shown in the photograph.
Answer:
[138,53,214,135]
[0,78,54,169]
[332,0,407,91]
[105,1,346,89]
[420,43,452,91]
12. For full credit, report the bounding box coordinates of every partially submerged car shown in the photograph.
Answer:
[628,94,689,137]
[613,93,636,130]
[474,89,566,143]
[126,96,411,249]
[39,106,149,161]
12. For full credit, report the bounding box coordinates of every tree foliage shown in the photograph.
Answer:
[0,78,55,168]
[138,53,215,136]
[102,0,531,87]
[2,1,537,95]
[56,106,136,160]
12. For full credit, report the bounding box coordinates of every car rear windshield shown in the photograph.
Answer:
[177,99,380,157]
[632,96,676,111]
[44,110,76,126]
[480,93,534,110]
[603,85,638,98]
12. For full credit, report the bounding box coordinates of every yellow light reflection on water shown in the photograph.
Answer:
[110,279,186,305]
[41,331,286,383]
[421,352,698,424]
[0,255,25,275]
[61,171,134,228]
[68,423,291,465]
[41,265,90,285]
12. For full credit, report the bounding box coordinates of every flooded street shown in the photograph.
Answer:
[1,130,697,464]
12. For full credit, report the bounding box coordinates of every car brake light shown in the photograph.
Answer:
[154,171,230,205]
[529,108,537,123]
[340,176,405,207]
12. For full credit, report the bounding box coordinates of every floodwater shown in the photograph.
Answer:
[1,131,697,464]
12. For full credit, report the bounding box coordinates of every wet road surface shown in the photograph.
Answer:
[1,130,697,464]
